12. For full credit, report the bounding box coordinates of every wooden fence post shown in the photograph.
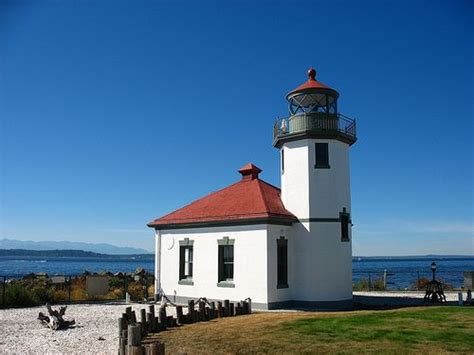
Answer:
[140,309,147,335]
[176,305,184,325]
[187,300,194,323]
[158,306,167,330]
[217,301,222,318]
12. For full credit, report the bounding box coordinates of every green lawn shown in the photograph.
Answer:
[283,307,474,353]
[148,306,474,354]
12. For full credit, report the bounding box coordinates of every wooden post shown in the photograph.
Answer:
[149,305,155,319]
[176,305,184,325]
[128,324,141,346]
[199,301,206,321]
[131,310,137,324]
[119,329,128,355]
[187,300,194,323]
[125,306,132,322]
[243,301,249,314]
[145,341,165,355]
[146,312,153,332]
[223,300,230,317]
[127,345,145,355]
[217,301,222,318]
[158,307,167,330]
[210,302,216,319]
[140,309,147,335]
[229,302,235,316]
[236,303,241,315]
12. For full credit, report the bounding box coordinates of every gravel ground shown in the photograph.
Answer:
[0,302,176,355]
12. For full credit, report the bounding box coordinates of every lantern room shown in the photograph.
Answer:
[273,67,357,148]
[287,68,339,115]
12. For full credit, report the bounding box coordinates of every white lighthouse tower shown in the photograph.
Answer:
[273,68,357,308]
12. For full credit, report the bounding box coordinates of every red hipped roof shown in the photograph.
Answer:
[147,164,297,229]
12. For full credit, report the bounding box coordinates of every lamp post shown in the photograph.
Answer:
[431,262,437,282]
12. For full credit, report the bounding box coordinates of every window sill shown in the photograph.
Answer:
[314,164,331,169]
[217,281,235,288]
[277,284,289,289]
[178,279,194,286]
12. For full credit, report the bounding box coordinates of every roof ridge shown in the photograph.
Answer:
[256,179,270,212]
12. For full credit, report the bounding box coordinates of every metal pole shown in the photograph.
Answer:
[68,276,71,302]
[2,276,6,308]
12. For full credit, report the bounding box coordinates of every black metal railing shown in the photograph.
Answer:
[273,112,357,141]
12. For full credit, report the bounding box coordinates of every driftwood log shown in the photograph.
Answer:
[38,303,75,330]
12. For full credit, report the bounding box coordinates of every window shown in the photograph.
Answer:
[219,245,234,281]
[217,237,234,287]
[315,143,330,169]
[281,149,285,174]
[179,239,194,285]
[277,237,288,288]
[340,208,350,242]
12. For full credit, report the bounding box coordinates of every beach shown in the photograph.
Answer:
[0,302,176,355]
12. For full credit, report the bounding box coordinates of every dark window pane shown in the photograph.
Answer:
[277,239,288,287]
[315,143,329,168]
[219,245,234,281]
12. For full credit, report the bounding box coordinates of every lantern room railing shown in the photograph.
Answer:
[273,112,357,143]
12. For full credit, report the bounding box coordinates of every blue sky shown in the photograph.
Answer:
[1,0,472,255]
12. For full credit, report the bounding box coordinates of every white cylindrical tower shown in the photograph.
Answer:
[273,68,357,308]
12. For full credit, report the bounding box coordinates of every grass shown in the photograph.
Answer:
[145,306,474,354]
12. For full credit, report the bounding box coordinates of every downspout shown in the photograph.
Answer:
[154,229,162,301]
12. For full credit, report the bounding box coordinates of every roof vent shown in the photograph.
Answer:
[238,163,262,181]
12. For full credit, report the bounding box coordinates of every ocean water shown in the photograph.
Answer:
[0,256,473,289]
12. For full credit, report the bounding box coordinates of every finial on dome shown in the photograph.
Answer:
[308,68,316,80]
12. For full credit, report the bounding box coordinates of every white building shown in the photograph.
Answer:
[148,68,357,310]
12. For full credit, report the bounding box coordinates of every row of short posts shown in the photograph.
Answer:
[118,298,251,354]
[183,298,251,324]
[118,305,165,355]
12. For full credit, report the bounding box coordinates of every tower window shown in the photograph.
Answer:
[315,143,330,169]
[277,237,288,288]
[281,149,285,174]
[340,208,350,242]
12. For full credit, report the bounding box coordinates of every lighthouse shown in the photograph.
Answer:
[148,68,356,309]
[273,68,357,306]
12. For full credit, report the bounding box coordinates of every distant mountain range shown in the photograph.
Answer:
[0,239,152,255]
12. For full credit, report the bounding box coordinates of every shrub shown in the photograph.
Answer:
[5,284,37,307]
[53,289,69,302]
[29,285,54,304]
[353,278,385,291]
[127,283,144,301]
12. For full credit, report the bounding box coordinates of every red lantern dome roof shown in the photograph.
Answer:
[287,68,339,100]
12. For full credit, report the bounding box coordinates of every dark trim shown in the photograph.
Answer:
[299,217,341,223]
[277,284,289,289]
[267,299,353,311]
[273,130,356,148]
[167,295,353,311]
[178,279,194,286]
[217,237,234,246]
[149,217,296,230]
[217,281,235,288]
[314,164,331,169]
[179,238,194,246]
